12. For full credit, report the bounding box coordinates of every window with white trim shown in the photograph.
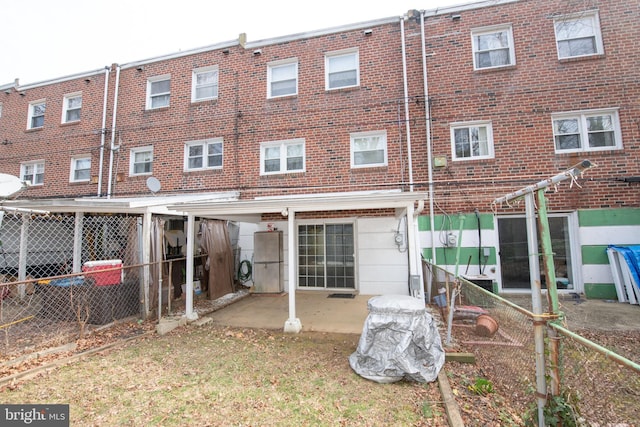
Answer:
[192,66,218,102]
[21,161,44,186]
[260,139,305,175]
[70,156,91,182]
[268,59,297,98]
[552,109,622,153]
[554,11,603,59]
[146,75,170,109]
[0,102,3,118]
[62,92,82,123]
[450,121,494,161]
[350,131,387,168]
[325,49,359,90]
[27,100,46,129]
[185,138,223,170]
[471,25,515,70]
[130,146,154,175]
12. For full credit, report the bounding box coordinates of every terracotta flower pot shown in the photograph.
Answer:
[475,314,499,338]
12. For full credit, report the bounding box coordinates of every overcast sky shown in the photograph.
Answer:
[0,0,467,86]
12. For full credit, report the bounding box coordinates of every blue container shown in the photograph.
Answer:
[433,294,447,307]
[49,277,86,287]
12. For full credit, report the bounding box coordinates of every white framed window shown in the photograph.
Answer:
[130,146,154,175]
[62,92,82,123]
[0,102,3,118]
[70,155,91,182]
[552,108,622,153]
[27,100,46,129]
[325,49,359,90]
[268,59,298,98]
[192,66,218,102]
[451,121,495,161]
[471,25,515,70]
[554,11,604,59]
[20,161,44,186]
[260,139,305,175]
[350,130,387,168]
[184,138,223,170]
[146,75,170,109]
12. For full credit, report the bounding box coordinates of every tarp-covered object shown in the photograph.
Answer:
[349,295,445,384]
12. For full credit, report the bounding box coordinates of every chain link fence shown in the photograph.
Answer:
[0,213,141,359]
[425,261,640,425]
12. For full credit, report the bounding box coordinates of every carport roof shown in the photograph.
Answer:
[166,190,429,222]
[0,190,428,220]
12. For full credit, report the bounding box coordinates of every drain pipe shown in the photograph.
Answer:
[420,11,438,287]
[107,65,121,199]
[400,15,414,192]
[97,66,110,197]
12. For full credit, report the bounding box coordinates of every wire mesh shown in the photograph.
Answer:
[551,325,640,425]
[0,213,142,360]
[425,261,640,425]
[429,266,538,415]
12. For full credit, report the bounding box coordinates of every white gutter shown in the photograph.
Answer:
[97,66,110,196]
[107,65,121,199]
[421,11,438,277]
[400,15,414,192]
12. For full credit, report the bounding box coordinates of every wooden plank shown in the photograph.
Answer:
[445,352,476,364]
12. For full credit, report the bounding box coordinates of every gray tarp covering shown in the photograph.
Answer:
[349,295,445,383]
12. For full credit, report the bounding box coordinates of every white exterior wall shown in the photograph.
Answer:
[244,216,410,296]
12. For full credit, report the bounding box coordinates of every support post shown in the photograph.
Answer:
[284,208,301,333]
[525,193,547,427]
[184,214,198,321]
[73,212,83,273]
[537,189,561,398]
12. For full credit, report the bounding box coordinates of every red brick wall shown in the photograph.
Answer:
[1,0,637,212]
[0,70,112,198]
[403,0,639,213]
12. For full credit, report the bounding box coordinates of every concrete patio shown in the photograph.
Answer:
[204,291,372,334]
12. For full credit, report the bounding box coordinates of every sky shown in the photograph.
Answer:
[0,0,467,86]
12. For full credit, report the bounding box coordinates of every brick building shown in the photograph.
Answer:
[0,0,638,323]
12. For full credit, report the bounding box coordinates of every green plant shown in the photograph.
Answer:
[523,390,580,427]
[467,377,494,396]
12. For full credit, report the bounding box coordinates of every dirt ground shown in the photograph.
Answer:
[0,292,638,426]
[505,293,640,331]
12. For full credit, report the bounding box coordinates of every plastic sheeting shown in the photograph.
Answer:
[349,295,445,384]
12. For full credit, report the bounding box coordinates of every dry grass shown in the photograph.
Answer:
[0,324,448,426]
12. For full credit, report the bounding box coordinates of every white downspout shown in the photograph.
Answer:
[107,65,121,199]
[97,66,110,197]
[420,11,438,276]
[400,16,414,192]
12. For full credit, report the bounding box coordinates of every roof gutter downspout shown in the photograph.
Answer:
[400,15,414,192]
[420,11,438,276]
[107,65,121,199]
[97,66,110,197]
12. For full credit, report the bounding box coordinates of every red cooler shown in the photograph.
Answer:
[82,259,123,286]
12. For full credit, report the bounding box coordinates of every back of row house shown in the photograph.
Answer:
[0,0,638,297]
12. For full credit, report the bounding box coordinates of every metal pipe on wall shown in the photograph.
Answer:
[107,65,121,199]
[97,66,110,197]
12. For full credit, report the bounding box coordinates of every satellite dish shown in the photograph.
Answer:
[0,173,26,198]
[146,176,161,193]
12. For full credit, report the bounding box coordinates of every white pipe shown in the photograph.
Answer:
[185,214,198,320]
[97,66,110,197]
[525,193,547,426]
[107,65,121,199]
[284,208,302,333]
[420,12,438,271]
[400,16,414,192]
